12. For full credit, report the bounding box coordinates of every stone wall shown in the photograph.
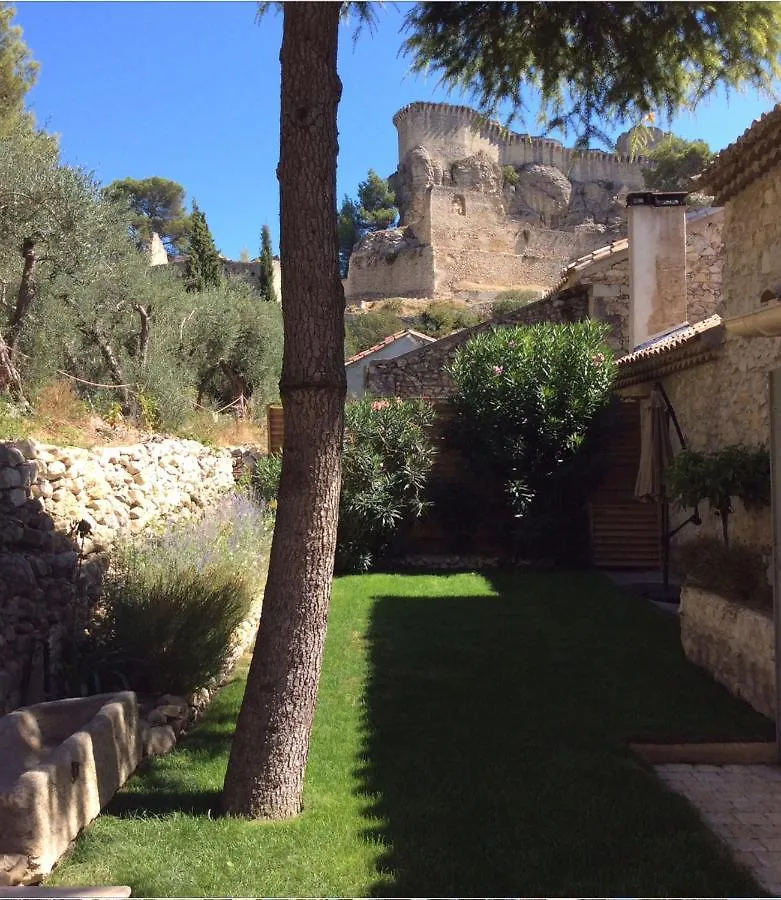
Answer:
[680,586,774,719]
[393,102,646,186]
[366,290,588,399]
[347,102,646,304]
[686,208,724,322]
[586,257,631,355]
[0,437,236,715]
[723,165,781,319]
[621,330,781,549]
[345,238,435,302]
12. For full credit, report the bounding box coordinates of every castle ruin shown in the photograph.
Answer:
[344,102,647,303]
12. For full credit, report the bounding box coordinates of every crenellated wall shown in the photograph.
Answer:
[393,102,646,186]
[348,102,646,304]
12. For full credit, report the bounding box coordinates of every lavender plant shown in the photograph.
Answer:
[88,491,271,695]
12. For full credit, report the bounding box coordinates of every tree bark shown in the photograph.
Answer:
[8,235,39,356]
[134,303,152,370]
[221,1,345,820]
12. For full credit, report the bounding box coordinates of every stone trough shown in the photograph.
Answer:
[0,693,140,885]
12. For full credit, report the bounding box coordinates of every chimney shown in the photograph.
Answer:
[627,192,687,348]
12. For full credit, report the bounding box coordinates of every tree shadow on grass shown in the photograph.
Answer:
[357,570,771,897]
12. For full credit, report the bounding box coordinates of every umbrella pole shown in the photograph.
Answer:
[661,491,670,592]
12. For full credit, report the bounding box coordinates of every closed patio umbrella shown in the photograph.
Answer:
[635,383,675,590]
[635,384,674,502]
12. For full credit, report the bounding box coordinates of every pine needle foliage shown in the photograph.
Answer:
[403,3,781,147]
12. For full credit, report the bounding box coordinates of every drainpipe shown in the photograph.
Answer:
[770,370,781,756]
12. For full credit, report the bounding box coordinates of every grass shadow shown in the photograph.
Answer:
[357,569,772,897]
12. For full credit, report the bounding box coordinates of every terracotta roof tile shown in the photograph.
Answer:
[617,315,724,367]
[344,329,435,367]
[699,104,781,203]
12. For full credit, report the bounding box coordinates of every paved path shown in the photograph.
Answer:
[656,763,781,896]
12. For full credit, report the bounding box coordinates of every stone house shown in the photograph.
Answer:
[615,106,781,556]
[345,329,434,399]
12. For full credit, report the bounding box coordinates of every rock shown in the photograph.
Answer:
[0,852,28,886]
[0,468,22,488]
[6,488,27,508]
[143,724,177,757]
[147,708,169,726]
[45,460,67,478]
[10,438,40,460]
[450,150,503,193]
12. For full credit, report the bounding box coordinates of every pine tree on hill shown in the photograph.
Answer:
[259,224,277,303]
[186,201,221,292]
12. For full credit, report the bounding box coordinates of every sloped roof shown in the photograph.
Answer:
[699,104,781,203]
[345,329,435,367]
[614,315,725,387]
[556,239,629,291]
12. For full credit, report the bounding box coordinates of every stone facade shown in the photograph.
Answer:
[680,586,774,720]
[366,290,588,399]
[346,102,646,303]
[686,208,724,321]
[0,437,236,715]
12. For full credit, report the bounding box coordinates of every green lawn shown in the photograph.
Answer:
[51,571,773,897]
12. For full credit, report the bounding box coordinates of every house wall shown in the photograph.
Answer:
[723,166,781,318]
[686,209,724,321]
[622,331,781,550]
[346,334,431,398]
[586,258,631,355]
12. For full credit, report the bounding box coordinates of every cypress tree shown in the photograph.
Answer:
[186,201,222,292]
[258,224,278,303]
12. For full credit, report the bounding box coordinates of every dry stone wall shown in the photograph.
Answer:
[0,437,236,715]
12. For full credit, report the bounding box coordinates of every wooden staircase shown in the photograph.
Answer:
[589,398,661,568]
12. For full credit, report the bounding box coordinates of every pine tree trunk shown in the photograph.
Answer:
[221,1,345,820]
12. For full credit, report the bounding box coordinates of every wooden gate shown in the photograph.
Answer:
[588,398,661,568]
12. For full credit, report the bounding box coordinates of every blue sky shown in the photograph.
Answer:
[13,2,780,260]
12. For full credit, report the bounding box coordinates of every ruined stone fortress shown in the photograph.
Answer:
[344,102,647,303]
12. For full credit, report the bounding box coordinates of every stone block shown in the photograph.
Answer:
[0,693,140,882]
[0,470,22,489]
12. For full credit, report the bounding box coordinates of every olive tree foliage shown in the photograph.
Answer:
[0,120,282,421]
[402,2,781,147]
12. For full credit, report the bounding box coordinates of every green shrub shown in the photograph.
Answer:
[344,307,404,359]
[666,445,770,546]
[337,397,436,572]
[253,453,282,504]
[672,536,772,611]
[448,321,616,561]
[82,492,269,695]
[253,400,436,573]
[502,164,520,187]
[413,300,480,337]
[492,289,544,317]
